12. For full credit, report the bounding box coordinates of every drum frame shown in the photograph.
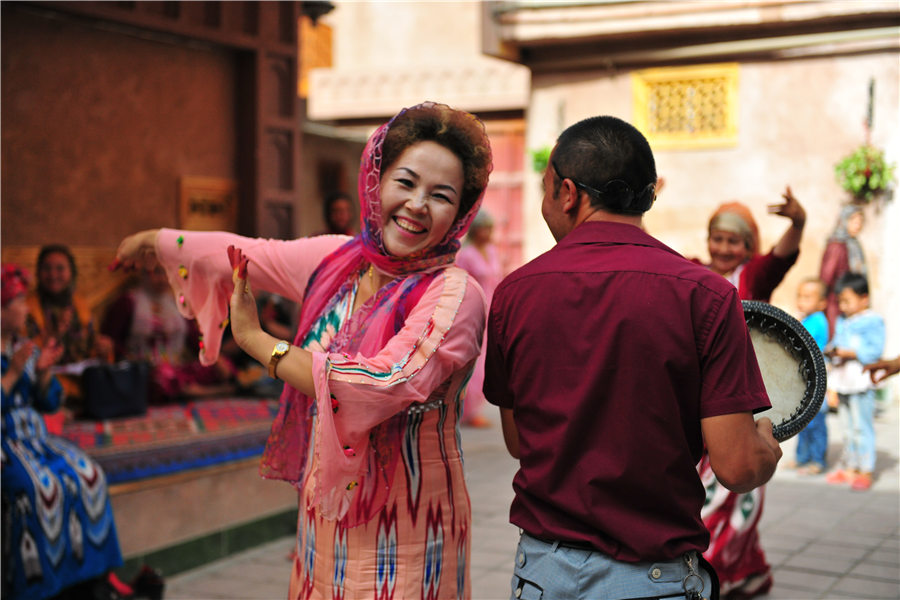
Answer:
[742,300,828,442]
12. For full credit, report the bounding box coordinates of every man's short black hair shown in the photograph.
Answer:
[553,116,657,215]
[835,272,869,296]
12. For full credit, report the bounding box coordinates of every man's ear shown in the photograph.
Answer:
[559,178,582,214]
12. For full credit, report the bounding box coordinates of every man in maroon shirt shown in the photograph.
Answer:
[483,116,782,600]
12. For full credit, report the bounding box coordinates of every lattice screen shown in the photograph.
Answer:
[632,63,739,149]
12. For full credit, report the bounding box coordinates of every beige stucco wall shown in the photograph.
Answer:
[330,1,489,66]
[526,52,899,361]
[309,1,529,120]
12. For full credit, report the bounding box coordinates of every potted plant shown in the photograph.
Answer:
[834,144,896,202]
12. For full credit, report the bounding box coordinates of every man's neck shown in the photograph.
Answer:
[578,206,643,229]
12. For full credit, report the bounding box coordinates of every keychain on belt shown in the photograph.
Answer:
[682,553,707,600]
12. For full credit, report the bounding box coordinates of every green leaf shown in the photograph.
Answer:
[530,146,551,174]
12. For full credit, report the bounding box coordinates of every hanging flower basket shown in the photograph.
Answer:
[834,144,896,202]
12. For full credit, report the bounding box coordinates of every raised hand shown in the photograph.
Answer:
[767,185,806,228]
[111,229,160,272]
[228,246,260,350]
[769,185,806,259]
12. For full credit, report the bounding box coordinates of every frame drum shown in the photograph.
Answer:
[743,300,827,442]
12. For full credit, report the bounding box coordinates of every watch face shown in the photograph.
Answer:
[275,341,290,353]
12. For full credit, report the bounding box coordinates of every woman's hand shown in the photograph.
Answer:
[768,185,806,229]
[226,245,314,395]
[770,186,805,258]
[112,229,160,272]
[228,246,263,351]
[35,338,64,391]
[36,338,64,372]
[6,341,35,380]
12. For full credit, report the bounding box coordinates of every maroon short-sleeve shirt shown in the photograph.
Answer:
[484,221,770,562]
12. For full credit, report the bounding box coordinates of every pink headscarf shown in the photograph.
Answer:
[1,264,29,307]
[260,103,492,525]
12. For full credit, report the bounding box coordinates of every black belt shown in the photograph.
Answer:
[532,534,596,551]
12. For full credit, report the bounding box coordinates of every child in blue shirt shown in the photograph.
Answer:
[824,272,885,491]
[794,278,829,474]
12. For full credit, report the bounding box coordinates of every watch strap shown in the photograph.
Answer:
[268,341,290,379]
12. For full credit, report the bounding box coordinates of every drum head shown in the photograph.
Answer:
[743,300,827,442]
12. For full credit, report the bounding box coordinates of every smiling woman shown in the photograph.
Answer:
[113,102,493,600]
[690,188,806,597]
[695,188,805,302]
[380,141,464,257]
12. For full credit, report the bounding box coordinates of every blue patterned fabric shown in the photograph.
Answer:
[2,353,122,600]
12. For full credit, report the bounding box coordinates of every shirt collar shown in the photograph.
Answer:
[558,220,682,258]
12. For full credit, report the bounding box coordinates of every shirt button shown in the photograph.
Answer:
[517,552,526,566]
[651,567,662,579]
[515,586,522,598]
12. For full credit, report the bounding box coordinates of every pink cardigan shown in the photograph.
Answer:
[155,229,485,517]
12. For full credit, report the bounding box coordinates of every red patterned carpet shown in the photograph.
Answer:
[60,398,279,484]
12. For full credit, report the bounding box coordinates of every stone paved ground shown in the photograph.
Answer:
[165,396,899,600]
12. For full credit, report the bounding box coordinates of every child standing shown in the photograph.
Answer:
[824,272,885,491]
[794,277,829,475]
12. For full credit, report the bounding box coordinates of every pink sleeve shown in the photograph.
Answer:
[309,267,486,512]
[155,229,348,365]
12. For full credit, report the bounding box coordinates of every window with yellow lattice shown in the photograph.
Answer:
[632,63,739,150]
[298,16,333,98]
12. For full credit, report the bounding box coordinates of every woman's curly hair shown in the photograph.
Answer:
[381,103,493,220]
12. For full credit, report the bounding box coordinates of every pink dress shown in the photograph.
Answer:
[454,244,501,422]
[155,229,485,599]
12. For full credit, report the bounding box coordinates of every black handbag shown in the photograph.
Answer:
[82,361,150,420]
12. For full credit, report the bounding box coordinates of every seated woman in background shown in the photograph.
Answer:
[1,264,129,600]
[25,245,113,410]
[101,259,236,403]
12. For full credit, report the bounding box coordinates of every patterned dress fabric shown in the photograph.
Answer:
[290,268,475,600]
[698,454,769,597]
[155,230,484,600]
[1,351,122,600]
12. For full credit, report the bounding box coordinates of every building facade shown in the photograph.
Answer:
[483,0,899,358]
[2,1,304,246]
[303,0,531,271]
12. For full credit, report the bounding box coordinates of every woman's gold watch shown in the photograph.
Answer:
[268,340,291,379]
